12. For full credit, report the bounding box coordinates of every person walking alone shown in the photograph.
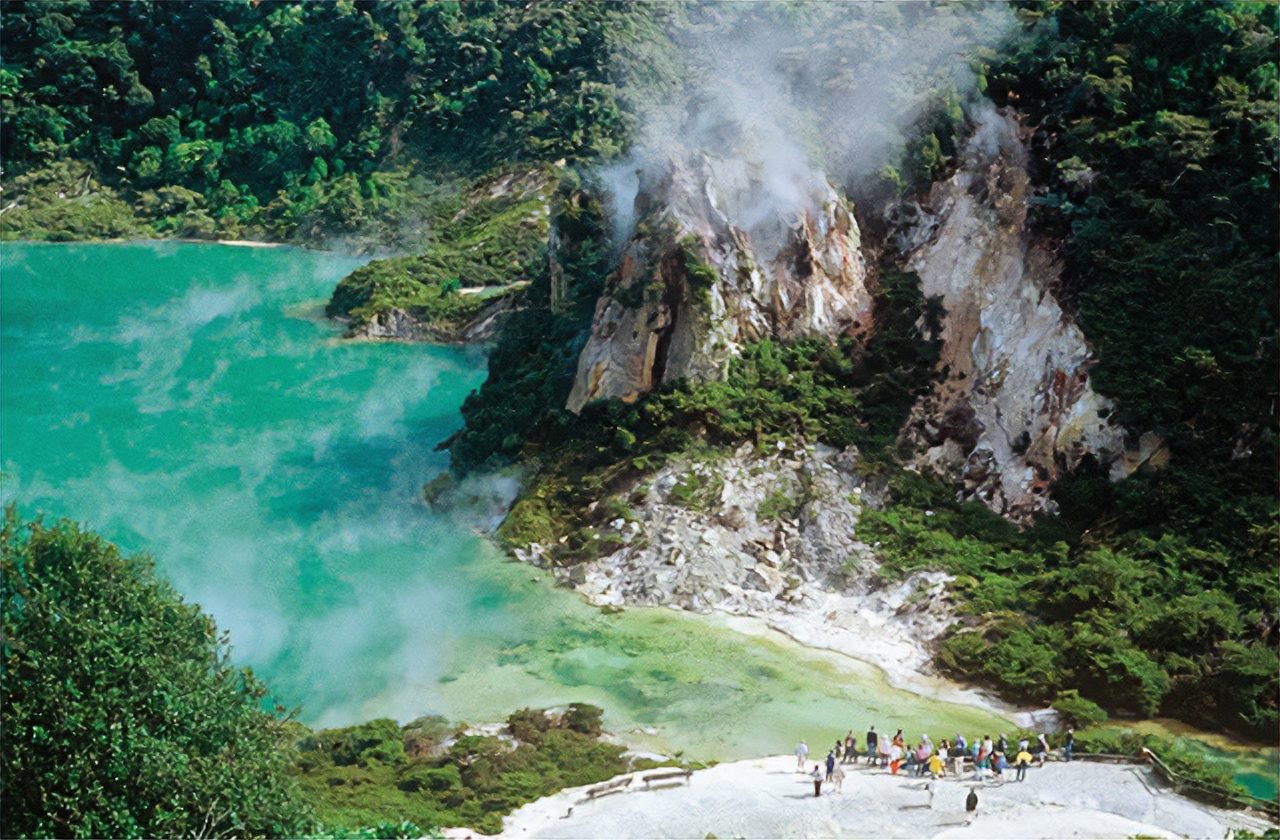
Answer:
[795,739,809,772]
[825,750,836,783]
[866,726,878,763]
[1064,728,1075,762]
[811,763,824,797]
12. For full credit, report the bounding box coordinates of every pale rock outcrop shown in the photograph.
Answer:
[898,109,1155,521]
[566,154,871,412]
[516,442,971,697]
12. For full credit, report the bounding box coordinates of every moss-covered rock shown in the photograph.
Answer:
[327,166,557,337]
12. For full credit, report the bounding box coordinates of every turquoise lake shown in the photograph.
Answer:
[8,240,1267,793]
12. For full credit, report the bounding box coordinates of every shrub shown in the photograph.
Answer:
[1,511,312,838]
[1052,689,1109,729]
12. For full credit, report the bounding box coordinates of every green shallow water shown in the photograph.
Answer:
[1,241,1017,759]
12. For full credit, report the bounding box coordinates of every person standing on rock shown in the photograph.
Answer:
[965,786,979,824]
[844,731,857,764]
[1014,747,1033,782]
[796,739,809,771]
[992,751,1008,784]
[866,726,879,763]
[825,750,836,783]
[997,734,1008,755]
[811,763,824,797]
[1036,733,1051,767]
[926,777,938,808]
[1064,728,1075,762]
[832,763,846,793]
[915,741,931,777]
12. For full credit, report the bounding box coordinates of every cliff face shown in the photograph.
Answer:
[565,153,871,412]
[560,109,1157,521]
[895,110,1160,520]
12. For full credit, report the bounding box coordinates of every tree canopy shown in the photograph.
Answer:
[1,510,312,838]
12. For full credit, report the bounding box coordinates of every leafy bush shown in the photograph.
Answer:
[1051,690,1109,729]
[864,470,1277,735]
[292,705,630,835]
[326,168,556,329]
[1,510,312,838]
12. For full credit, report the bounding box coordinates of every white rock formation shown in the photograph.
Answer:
[899,108,1162,520]
[476,755,1263,840]
[516,442,978,702]
[566,153,871,412]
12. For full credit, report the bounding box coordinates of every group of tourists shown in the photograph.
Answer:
[795,725,1076,798]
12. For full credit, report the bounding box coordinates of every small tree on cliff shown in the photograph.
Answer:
[0,509,312,838]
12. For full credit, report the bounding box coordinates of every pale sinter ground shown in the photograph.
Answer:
[444,755,1275,840]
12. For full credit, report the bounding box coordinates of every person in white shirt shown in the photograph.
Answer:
[795,739,809,771]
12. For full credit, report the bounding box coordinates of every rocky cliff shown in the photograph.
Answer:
[894,110,1162,520]
[565,153,872,412]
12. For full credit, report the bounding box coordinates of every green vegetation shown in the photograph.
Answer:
[838,1,1279,740]
[325,168,555,332]
[1,510,312,838]
[480,263,944,562]
[1051,689,1109,730]
[0,510,675,836]
[1,1,655,242]
[860,468,1278,738]
[987,2,1278,551]
[758,489,801,523]
[291,705,638,835]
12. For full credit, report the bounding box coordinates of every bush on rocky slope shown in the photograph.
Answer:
[291,705,636,836]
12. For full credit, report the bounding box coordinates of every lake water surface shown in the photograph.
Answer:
[0,240,1077,759]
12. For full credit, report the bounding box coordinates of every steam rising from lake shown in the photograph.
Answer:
[1,242,1010,752]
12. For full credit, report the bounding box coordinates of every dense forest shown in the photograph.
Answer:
[1,0,1276,815]
[1,0,651,241]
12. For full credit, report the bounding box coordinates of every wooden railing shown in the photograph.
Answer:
[1140,748,1279,822]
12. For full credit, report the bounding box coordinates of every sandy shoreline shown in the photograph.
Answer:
[449,755,1274,839]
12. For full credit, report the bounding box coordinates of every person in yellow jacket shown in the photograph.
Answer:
[928,751,944,778]
[1014,748,1034,782]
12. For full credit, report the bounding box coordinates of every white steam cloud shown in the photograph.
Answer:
[603,2,1019,247]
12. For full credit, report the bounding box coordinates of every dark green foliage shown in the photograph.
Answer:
[326,168,555,330]
[1,1,652,240]
[0,160,147,241]
[448,182,615,472]
[292,706,630,835]
[863,469,1278,735]
[879,0,1280,738]
[0,510,312,838]
[312,821,427,840]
